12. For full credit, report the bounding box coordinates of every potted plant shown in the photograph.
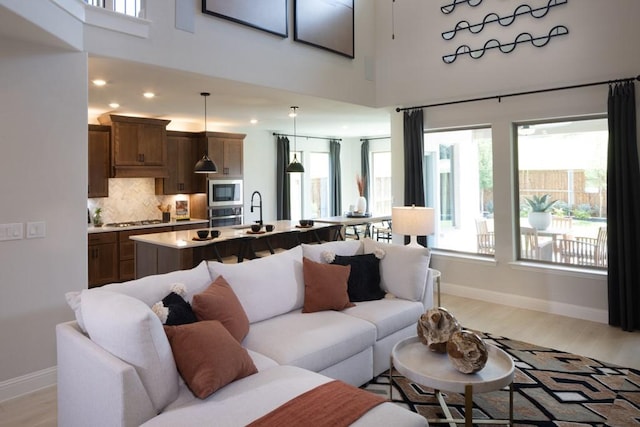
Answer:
[92,208,103,227]
[525,194,557,230]
[355,174,367,214]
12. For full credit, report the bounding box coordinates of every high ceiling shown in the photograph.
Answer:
[88,57,392,139]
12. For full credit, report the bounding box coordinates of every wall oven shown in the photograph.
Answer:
[208,179,243,207]
[208,206,243,227]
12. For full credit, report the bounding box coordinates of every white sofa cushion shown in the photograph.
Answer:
[301,240,363,263]
[344,299,424,340]
[362,238,430,302]
[144,365,426,427]
[100,260,213,305]
[66,261,212,332]
[243,310,376,372]
[81,289,179,413]
[207,246,304,323]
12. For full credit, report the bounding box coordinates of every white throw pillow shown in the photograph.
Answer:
[207,246,304,324]
[66,261,212,333]
[100,260,212,305]
[301,240,363,263]
[362,238,430,302]
[81,290,179,413]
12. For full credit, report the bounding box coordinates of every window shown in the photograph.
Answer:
[309,152,330,218]
[516,118,608,268]
[289,151,303,221]
[288,151,331,220]
[85,0,144,18]
[370,151,392,215]
[424,127,493,254]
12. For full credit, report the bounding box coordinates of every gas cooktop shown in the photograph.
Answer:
[104,219,163,228]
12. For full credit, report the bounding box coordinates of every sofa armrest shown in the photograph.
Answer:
[56,321,156,427]
[421,269,434,310]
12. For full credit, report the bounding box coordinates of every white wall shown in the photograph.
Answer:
[83,0,377,107]
[0,37,87,392]
[381,0,640,322]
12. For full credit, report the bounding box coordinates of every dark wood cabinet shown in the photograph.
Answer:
[88,232,118,288]
[203,132,245,177]
[118,226,172,282]
[155,132,206,195]
[88,125,110,198]
[98,114,171,178]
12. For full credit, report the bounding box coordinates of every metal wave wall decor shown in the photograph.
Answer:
[442,25,569,64]
[442,0,568,40]
[441,0,484,15]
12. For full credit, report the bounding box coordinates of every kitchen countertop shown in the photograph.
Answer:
[129,220,329,249]
[88,218,209,234]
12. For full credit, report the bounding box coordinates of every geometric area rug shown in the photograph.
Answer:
[362,332,640,426]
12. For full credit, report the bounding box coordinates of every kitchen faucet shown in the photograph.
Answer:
[250,191,263,225]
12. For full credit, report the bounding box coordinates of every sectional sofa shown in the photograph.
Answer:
[58,238,433,426]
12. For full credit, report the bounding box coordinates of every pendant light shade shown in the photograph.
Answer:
[194,92,218,174]
[286,106,304,173]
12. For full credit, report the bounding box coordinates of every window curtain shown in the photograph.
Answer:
[329,139,342,216]
[276,136,291,220]
[607,81,640,332]
[403,109,427,246]
[360,139,371,205]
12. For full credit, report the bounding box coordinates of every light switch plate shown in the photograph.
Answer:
[0,223,24,241]
[27,221,46,239]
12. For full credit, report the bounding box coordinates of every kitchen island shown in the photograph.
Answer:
[130,220,341,279]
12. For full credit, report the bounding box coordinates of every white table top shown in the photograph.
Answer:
[313,214,391,226]
[392,336,515,394]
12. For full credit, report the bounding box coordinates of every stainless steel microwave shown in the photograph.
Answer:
[208,179,243,207]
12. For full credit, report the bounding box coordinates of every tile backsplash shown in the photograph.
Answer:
[88,178,193,223]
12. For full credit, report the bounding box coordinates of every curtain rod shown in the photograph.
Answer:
[360,136,390,141]
[395,74,640,112]
[273,132,341,141]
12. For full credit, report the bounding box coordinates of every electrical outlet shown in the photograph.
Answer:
[27,221,46,239]
[0,223,24,241]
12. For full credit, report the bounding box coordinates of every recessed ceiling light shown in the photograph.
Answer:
[92,79,106,86]
[109,102,120,109]
[143,92,155,99]
[250,119,258,124]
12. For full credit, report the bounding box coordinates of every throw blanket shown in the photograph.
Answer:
[247,380,387,426]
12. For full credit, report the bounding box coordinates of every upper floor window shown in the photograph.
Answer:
[424,127,494,255]
[85,0,144,18]
[516,118,608,269]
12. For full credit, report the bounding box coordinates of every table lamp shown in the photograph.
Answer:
[392,205,435,248]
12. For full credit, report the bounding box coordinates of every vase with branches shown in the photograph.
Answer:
[355,174,367,214]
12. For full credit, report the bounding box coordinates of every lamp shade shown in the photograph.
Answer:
[194,154,217,173]
[392,206,435,247]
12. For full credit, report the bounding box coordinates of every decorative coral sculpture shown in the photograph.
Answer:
[416,307,461,353]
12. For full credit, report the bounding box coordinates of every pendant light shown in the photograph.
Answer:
[286,106,305,173]
[194,92,218,173]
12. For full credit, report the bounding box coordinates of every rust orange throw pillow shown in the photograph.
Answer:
[164,320,257,399]
[302,257,354,313]
[192,275,250,342]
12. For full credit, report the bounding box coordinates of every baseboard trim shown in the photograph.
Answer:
[0,366,56,403]
[442,283,609,324]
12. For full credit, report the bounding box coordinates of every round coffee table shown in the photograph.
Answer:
[391,336,515,426]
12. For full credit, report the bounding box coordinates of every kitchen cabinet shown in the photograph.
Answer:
[88,232,118,288]
[118,226,172,281]
[88,125,110,198]
[155,131,206,195]
[203,131,245,177]
[98,114,171,178]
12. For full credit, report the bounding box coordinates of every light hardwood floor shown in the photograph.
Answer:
[1,293,638,427]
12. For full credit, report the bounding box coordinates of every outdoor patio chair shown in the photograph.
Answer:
[521,226,553,260]
[475,218,495,254]
[575,226,607,267]
[556,238,597,266]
